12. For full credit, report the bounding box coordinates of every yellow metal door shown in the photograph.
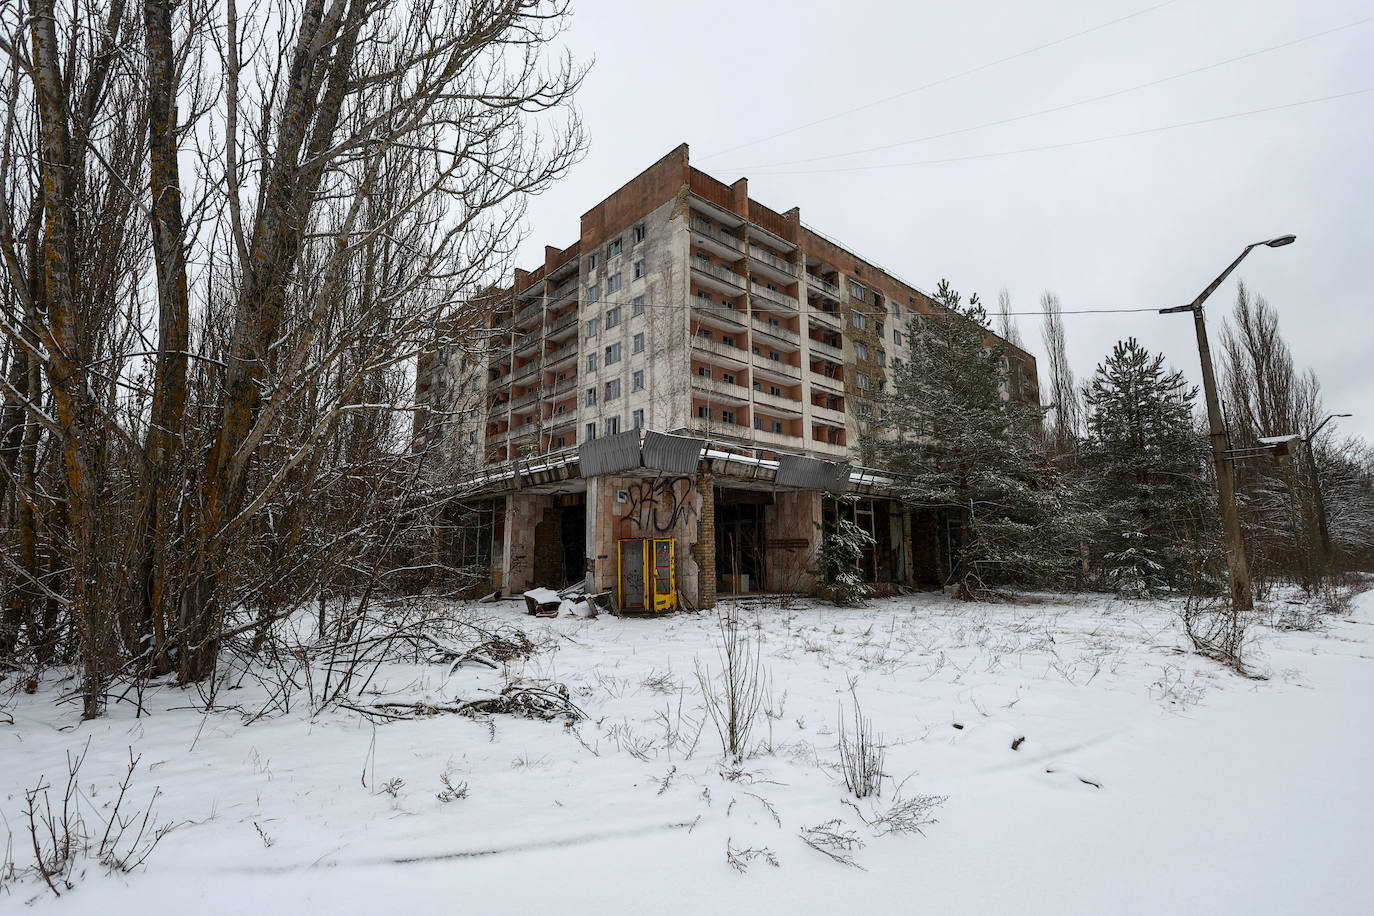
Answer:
[650,537,676,612]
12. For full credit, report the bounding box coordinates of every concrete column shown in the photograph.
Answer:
[696,473,717,609]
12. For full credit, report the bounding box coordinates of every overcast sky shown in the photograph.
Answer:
[517,0,1374,442]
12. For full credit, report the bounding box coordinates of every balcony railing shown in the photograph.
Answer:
[753,388,803,414]
[748,245,797,278]
[808,306,843,331]
[697,301,747,328]
[511,358,541,382]
[810,367,845,391]
[692,258,747,289]
[751,426,803,447]
[806,272,842,300]
[552,375,578,395]
[750,280,798,311]
[509,388,541,412]
[547,311,578,337]
[807,337,843,361]
[691,336,750,365]
[690,216,745,253]
[810,403,847,425]
[751,314,800,346]
[513,300,543,328]
[550,279,578,305]
[691,375,751,403]
[753,356,801,380]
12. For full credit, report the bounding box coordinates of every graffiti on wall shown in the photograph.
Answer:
[620,476,696,534]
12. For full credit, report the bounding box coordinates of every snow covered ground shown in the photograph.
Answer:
[3,587,1373,914]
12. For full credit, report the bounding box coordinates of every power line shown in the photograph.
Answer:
[703,0,1183,159]
[724,13,1374,172]
[740,85,1374,175]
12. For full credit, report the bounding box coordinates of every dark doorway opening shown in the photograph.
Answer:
[532,496,587,588]
[716,488,771,594]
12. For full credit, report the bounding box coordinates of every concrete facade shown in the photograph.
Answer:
[419,145,1039,608]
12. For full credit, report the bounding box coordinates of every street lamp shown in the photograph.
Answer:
[1159,235,1297,612]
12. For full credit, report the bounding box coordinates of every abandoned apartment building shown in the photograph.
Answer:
[415,144,1038,611]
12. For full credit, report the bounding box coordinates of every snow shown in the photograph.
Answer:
[4,588,1374,913]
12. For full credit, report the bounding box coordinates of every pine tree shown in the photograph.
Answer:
[874,280,1070,598]
[816,518,875,606]
[1081,338,1211,595]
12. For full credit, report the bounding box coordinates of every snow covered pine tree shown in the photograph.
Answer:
[1081,338,1213,595]
[874,280,1071,599]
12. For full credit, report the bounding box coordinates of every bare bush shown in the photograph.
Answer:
[800,819,866,870]
[849,792,948,837]
[838,682,885,799]
[1179,591,1252,675]
[725,839,778,873]
[696,610,771,762]
[16,745,173,896]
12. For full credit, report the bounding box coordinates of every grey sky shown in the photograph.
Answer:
[518,0,1374,441]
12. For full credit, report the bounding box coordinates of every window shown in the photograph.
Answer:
[697,366,712,379]
[873,293,885,310]
[632,409,644,429]
[554,436,566,448]
[631,224,646,245]
[605,343,622,365]
[697,327,713,339]
[585,422,596,441]
[769,351,780,362]
[586,317,599,338]
[697,405,711,419]
[606,273,622,295]
[770,385,781,396]
[605,305,621,328]
[632,295,645,316]
[585,387,597,406]
[856,372,871,390]
[587,352,598,372]
[721,410,736,425]
[587,284,599,303]
[752,380,762,391]
[771,420,783,434]
[894,330,903,347]
[605,379,621,400]
[754,417,763,430]
[855,342,868,360]
[607,415,621,435]
[751,345,761,355]
[768,317,780,327]
[892,304,904,321]
[722,335,735,347]
[588,253,599,270]
[875,321,885,338]
[523,416,534,425]
[696,290,713,304]
[633,332,644,353]
[852,312,867,330]
[607,238,622,258]
[877,351,887,368]
[633,259,645,280]
[632,370,644,391]
[722,372,735,385]
[849,281,866,301]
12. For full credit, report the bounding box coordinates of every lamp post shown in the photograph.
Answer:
[1160,235,1296,612]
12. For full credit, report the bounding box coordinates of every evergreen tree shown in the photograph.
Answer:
[1081,338,1211,595]
[816,518,875,606]
[874,280,1071,599]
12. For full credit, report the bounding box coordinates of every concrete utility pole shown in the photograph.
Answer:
[1160,235,1296,612]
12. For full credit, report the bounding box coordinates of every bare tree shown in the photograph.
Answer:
[1039,290,1080,455]
[0,0,586,714]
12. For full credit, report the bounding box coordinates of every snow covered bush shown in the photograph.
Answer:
[817,519,874,607]
[695,611,771,761]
